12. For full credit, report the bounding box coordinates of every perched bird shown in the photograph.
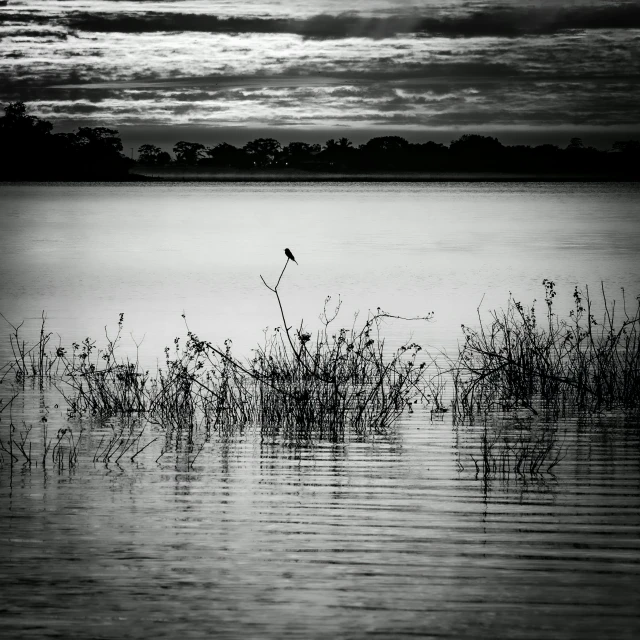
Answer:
[284,248,298,264]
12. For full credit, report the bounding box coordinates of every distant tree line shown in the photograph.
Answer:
[1,102,638,180]
[0,102,133,180]
[143,135,639,177]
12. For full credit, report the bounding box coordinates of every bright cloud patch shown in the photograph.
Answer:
[0,0,638,134]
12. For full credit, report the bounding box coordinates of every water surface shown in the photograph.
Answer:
[1,181,638,359]
[1,182,639,639]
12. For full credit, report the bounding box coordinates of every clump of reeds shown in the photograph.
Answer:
[0,412,160,471]
[146,300,430,443]
[147,329,254,440]
[452,410,567,492]
[92,417,157,464]
[247,260,431,440]
[452,281,640,416]
[0,416,84,471]
[243,302,427,441]
[29,257,433,443]
[0,311,65,383]
[264,262,431,439]
[57,314,152,417]
[457,414,566,481]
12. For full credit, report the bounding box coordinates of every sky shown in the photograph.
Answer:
[1,0,639,149]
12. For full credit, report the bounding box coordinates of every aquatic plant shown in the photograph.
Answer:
[456,414,566,481]
[452,281,640,416]
[92,417,156,464]
[3,273,637,466]
[0,413,160,471]
[57,314,152,417]
[0,416,84,471]
[146,281,431,442]
[246,305,427,440]
[0,311,65,383]
[2,257,432,443]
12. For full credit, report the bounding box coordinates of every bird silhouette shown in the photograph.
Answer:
[284,248,298,264]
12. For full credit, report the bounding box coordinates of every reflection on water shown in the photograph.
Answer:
[1,182,640,638]
[1,391,639,639]
[1,181,639,364]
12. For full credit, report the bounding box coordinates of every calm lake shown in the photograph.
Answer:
[1,182,639,639]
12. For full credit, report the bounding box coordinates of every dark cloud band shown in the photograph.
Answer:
[45,63,523,90]
[58,5,640,38]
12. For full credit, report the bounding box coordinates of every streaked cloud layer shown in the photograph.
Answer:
[1,0,638,140]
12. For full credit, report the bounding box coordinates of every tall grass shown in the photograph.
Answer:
[142,303,429,443]
[0,416,84,471]
[58,314,152,417]
[2,275,638,458]
[0,311,65,383]
[19,258,433,443]
[452,281,640,416]
[455,413,566,482]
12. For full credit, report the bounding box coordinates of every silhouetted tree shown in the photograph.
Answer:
[0,102,132,179]
[71,126,133,178]
[173,141,206,165]
[1,101,53,138]
[609,140,640,177]
[243,138,281,168]
[3,101,27,121]
[325,137,353,151]
[2,101,637,179]
[358,136,411,170]
[408,141,450,171]
[361,136,410,155]
[201,142,249,168]
[0,102,53,177]
[562,137,603,173]
[612,140,640,154]
[138,144,171,165]
[50,132,85,172]
[449,134,503,154]
[449,134,505,170]
[281,142,322,167]
[567,137,584,150]
[534,144,561,154]
[321,137,357,169]
[416,141,448,154]
[76,127,123,152]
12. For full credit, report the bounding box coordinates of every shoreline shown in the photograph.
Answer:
[129,167,638,182]
[2,170,638,184]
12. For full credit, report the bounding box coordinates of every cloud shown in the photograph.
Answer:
[415,4,640,38]
[47,62,523,89]
[61,5,640,39]
[1,2,638,134]
[0,13,53,27]
[13,73,639,132]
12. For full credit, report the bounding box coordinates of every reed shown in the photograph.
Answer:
[452,281,640,417]
[50,426,83,470]
[25,258,434,443]
[242,305,426,440]
[4,272,636,461]
[456,414,566,481]
[145,301,430,443]
[57,314,152,417]
[0,418,84,470]
[0,311,65,383]
[92,417,154,464]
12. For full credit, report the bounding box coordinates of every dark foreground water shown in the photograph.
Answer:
[1,401,639,640]
[1,182,640,638]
